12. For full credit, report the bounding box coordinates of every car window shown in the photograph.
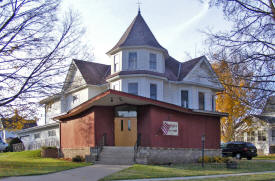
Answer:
[246,143,256,148]
[227,144,235,148]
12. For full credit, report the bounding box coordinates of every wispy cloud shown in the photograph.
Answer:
[175,0,210,34]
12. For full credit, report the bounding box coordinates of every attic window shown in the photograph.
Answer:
[72,94,80,104]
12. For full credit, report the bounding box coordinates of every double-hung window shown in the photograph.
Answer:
[247,131,255,142]
[128,83,138,95]
[48,130,56,137]
[128,52,137,70]
[149,53,157,70]
[150,84,157,100]
[198,92,205,110]
[258,130,267,141]
[181,90,189,108]
[212,95,215,111]
[272,129,275,141]
[114,54,119,72]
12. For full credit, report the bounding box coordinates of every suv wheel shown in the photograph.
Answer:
[236,153,241,160]
[247,156,252,160]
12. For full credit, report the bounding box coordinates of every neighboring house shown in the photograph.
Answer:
[0,114,37,143]
[16,122,59,150]
[41,11,228,164]
[238,96,275,155]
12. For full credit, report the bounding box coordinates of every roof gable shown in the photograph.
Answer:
[73,60,111,85]
[182,56,223,89]
[62,60,111,92]
[107,12,167,54]
[62,62,85,92]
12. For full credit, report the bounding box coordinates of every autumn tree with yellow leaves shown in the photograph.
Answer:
[213,61,258,142]
[0,110,37,131]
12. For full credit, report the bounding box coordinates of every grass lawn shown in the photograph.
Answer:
[193,173,275,181]
[254,154,275,160]
[101,161,275,181]
[0,150,90,178]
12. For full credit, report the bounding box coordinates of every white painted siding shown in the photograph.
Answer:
[65,88,89,111]
[121,77,163,101]
[184,60,223,90]
[46,100,62,124]
[110,51,123,74]
[110,80,122,91]
[19,125,60,150]
[163,83,216,110]
[119,48,165,73]
[88,85,108,99]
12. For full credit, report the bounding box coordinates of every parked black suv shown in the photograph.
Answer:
[222,141,257,160]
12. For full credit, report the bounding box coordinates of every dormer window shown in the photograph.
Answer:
[128,52,137,70]
[114,54,119,72]
[149,53,157,70]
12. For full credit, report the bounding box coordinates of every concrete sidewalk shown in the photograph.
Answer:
[116,171,275,181]
[1,164,129,181]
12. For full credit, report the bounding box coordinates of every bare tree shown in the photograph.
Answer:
[205,0,275,108]
[0,0,89,118]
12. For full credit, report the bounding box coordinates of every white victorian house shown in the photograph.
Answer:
[18,11,224,150]
[237,96,275,155]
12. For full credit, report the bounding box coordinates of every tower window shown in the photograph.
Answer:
[149,53,157,70]
[150,84,157,100]
[128,83,138,95]
[114,54,119,72]
[128,52,137,70]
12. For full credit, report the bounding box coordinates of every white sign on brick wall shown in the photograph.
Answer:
[162,121,178,136]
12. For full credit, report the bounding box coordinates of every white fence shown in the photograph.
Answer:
[23,138,60,150]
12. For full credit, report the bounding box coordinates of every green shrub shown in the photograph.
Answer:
[198,156,232,163]
[72,155,84,162]
[6,137,22,152]
[41,146,57,150]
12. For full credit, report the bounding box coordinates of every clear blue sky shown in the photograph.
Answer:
[61,0,230,64]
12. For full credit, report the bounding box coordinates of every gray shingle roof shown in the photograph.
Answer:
[107,12,167,54]
[165,56,204,81]
[73,60,110,85]
[75,56,203,84]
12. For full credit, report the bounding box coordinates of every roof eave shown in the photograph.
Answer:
[106,46,168,56]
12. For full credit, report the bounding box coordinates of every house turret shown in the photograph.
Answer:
[107,12,167,75]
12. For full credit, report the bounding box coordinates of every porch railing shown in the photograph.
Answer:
[134,133,141,163]
[96,133,106,161]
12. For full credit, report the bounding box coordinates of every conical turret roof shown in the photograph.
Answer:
[107,12,167,54]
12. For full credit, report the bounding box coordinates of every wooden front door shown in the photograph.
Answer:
[114,117,137,146]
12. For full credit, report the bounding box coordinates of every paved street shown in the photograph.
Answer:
[1,164,129,181]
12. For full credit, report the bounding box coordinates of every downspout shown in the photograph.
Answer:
[59,121,61,157]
